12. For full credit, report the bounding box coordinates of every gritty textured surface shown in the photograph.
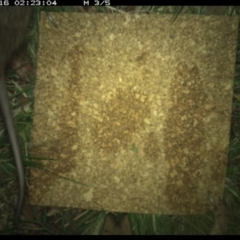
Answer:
[29,13,238,214]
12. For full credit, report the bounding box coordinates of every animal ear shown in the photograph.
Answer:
[210,200,229,235]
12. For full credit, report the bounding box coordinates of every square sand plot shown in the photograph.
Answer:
[29,13,238,214]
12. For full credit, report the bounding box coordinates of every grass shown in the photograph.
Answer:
[0,6,240,235]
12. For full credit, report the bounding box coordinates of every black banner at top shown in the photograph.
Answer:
[3,0,174,6]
